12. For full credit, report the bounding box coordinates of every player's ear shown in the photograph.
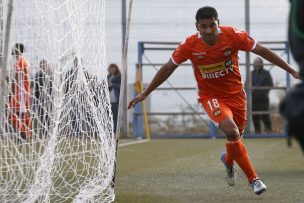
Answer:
[217,19,220,26]
[195,22,199,31]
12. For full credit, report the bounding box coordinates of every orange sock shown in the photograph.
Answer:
[224,149,234,166]
[226,140,257,182]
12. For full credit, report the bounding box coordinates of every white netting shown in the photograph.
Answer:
[0,0,116,202]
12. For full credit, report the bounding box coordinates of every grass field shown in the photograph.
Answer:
[115,138,304,203]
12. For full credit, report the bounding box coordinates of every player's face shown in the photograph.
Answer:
[40,61,47,70]
[11,48,20,56]
[253,58,263,71]
[108,66,116,75]
[196,18,219,46]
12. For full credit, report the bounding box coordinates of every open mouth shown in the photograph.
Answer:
[205,35,215,39]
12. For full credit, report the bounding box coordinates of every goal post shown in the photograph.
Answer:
[0,0,116,202]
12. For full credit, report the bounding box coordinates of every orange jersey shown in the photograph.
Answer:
[9,56,32,138]
[15,56,30,94]
[171,26,256,99]
[10,56,31,111]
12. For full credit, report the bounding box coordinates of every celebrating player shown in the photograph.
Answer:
[128,6,302,195]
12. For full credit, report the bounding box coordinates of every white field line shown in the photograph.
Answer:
[118,139,149,147]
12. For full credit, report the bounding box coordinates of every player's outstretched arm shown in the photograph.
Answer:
[251,43,303,80]
[128,59,178,109]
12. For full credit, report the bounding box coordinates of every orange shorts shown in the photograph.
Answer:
[199,90,247,134]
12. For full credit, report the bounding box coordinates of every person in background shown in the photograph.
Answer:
[251,57,273,134]
[107,64,121,133]
[9,43,32,140]
[33,59,53,136]
[64,57,81,135]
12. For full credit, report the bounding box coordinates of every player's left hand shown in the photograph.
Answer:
[291,71,304,80]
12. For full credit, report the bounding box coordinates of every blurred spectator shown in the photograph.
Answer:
[33,59,53,136]
[251,57,273,134]
[64,57,81,135]
[107,64,121,133]
[82,66,99,136]
[9,43,32,139]
[280,0,304,151]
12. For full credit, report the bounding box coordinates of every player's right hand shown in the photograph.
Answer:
[291,71,304,80]
[128,93,146,109]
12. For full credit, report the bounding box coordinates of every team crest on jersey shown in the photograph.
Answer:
[214,109,221,117]
[223,48,232,56]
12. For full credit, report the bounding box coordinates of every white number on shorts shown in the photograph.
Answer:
[207,99,219,110]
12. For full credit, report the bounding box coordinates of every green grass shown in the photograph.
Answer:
[115,139,304,203]
[0,137,108,202]
[1,138,302,202]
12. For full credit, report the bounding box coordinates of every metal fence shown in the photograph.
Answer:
[132,41,291,139]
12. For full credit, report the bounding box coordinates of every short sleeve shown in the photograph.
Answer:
[171,41,190,65]
[232,27,257,51]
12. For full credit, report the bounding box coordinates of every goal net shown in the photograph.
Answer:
[0,0,116,202]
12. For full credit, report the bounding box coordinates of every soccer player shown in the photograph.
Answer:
[9,43,32,139]
[128,6,302,194]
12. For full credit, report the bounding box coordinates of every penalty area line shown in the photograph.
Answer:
[118,139,149,147]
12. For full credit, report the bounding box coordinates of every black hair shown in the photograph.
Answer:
[14,43,24,53]
[195,6,218,22]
